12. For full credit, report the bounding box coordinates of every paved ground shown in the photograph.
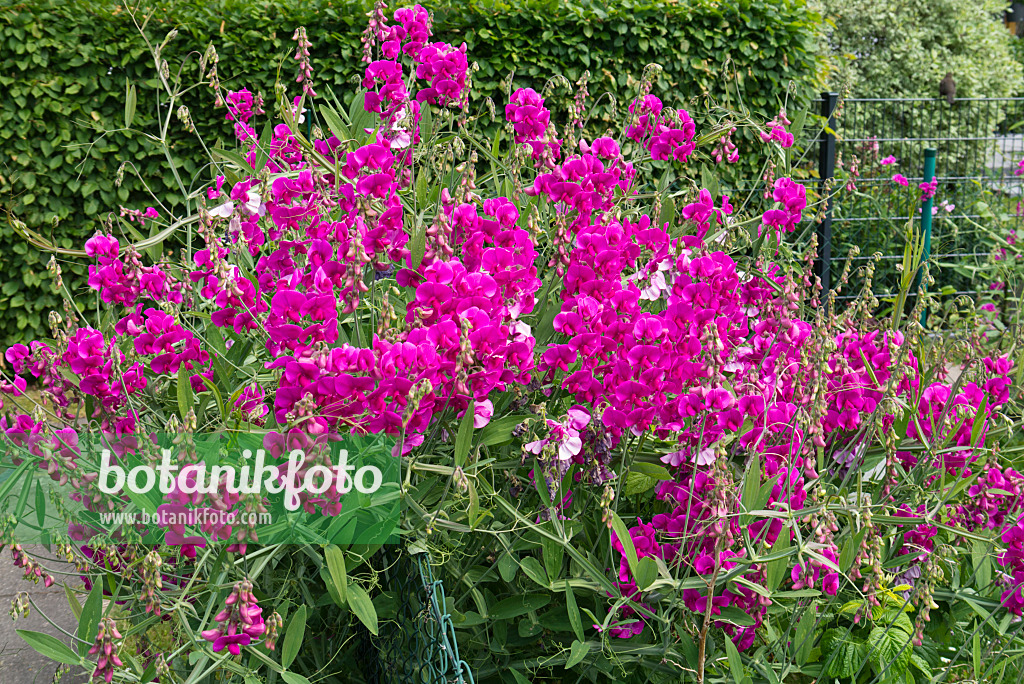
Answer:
[986,134,1024,196]
[0,549,89,684]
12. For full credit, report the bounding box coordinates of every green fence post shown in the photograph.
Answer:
[917,147,937,326]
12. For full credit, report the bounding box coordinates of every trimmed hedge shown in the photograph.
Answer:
[0,0,823,346]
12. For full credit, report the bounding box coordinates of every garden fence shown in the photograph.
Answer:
[356,549,474,684]
[744,94,1024,303]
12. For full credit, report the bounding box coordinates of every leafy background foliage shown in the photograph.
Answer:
[820,0,1022,98]
[0,0,823,347]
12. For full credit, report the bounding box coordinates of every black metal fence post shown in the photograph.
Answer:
[815,91,839,293]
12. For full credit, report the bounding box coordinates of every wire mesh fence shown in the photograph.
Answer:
[831,97,1024,299]
[731,95,1024,303]
[354,548,474,684]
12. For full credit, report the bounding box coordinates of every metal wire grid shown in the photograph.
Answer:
[829,98,1024,299]
[729,97,1024,301]
[358,549,474,684]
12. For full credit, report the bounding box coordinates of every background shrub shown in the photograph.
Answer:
[820,0,1022,98]
[0,0,823,347]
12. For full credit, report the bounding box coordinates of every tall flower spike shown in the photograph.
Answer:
[88,617,124,684]
[292,27,317,99]
[200,579,266,655]
[264,611,284,651]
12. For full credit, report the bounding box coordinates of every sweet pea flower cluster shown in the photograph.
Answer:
[524,407,591,463]
[506,88,561,165]
[116,306,210,377]
[712,127,739,164]
[760,107,794,148]
[89,618,124,684]
[761,177,808,241]
[626,95,698,163]
[919,178,938,201]
[201,579,267,655]
[1001,521,1024,614]
[85,233,183,308]
[65,327,147,416]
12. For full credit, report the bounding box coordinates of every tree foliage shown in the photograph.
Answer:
[821,0,1022,98]
[0,0,823,346]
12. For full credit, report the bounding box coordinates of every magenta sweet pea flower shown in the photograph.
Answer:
[525,408,591,461]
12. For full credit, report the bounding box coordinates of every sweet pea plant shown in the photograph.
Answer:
[4,4,1024,684]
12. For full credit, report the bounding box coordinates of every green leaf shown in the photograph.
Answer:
[498,552,517,582]
[139,661,158,684]
[970,394,989,447]
[347,583,379,635]
[17,630,80,665]
[874,606,913,635]
[839,527,867,572]
[509,669,530,684]
[658,196,676,230]
[318,104,348,141]
[487,593,551,620]
[467,479,481,529]
[741,452,761,513]
[282,673,313,684]
[478,414,531,446]
[624,471,658,496]
[491,126,502,158]
[15,473,32,520]
[419,103,433,141]
[415,171,429,207]
[634,556,657,591]
[35,480,46,528]
[566,639,590,668]
[409,221,427,270]
[700,164,720,199]
[77,582,102,657]
[64,584,82,620]
[765,527,790,592]
[868,624,912,677]
[281,604,307,669]
[724,633,744,682]
[679,631,698,669]
[320,566,344,608]
[610,512,639,579]
[348,91,368,131]
[253,120,273,173]
[564,580,584,641]
[519,556,548,588]
[124,80,136,129]
[718,606,755,626]
[789,108,807,141]
[325,545,348,605]
[794,609,815,666]
[176,364,194,421]
[909,653,931,679]
[454,400,475,468]
[542,535,563,582]
[212,147,253,172]
[629,462,672,480]
[973,627,981,678]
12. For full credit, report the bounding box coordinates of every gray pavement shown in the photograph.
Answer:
[0,550,89,684]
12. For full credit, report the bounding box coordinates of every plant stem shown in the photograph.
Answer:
[696,535,724,684]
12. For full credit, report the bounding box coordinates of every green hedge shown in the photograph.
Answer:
[0,0,822,347]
